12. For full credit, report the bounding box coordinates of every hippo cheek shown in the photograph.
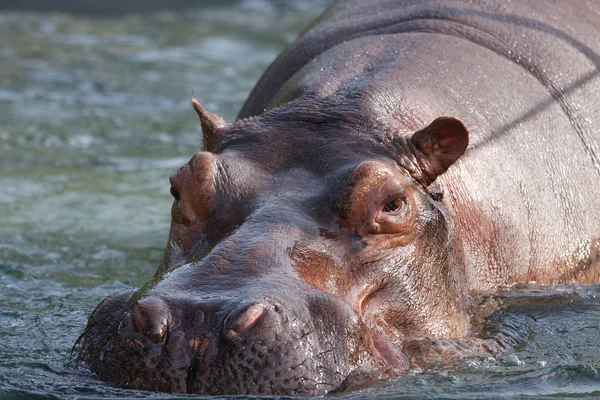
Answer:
[370,329,410,373]
[288,244,411,374]
[359,288,414,374]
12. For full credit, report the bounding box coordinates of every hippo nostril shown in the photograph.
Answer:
[169,186,180,201]
[130,297,170,343]
[224,302,266,339]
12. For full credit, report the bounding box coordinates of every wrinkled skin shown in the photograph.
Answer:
[79,0,600,395]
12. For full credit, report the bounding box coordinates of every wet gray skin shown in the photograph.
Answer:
[79,0,600,395]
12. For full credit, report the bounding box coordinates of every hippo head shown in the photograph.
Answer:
[80,94,471,395]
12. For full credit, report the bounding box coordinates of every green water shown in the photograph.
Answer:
[1,1,599,399]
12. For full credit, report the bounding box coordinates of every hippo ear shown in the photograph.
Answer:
[191,96,230,152]
[410,117,469,185]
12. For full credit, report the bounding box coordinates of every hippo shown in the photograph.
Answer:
[79,0,600,395]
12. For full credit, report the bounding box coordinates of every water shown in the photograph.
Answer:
[1,1,599,399]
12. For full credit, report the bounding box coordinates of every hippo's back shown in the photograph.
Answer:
[240,0,600,130]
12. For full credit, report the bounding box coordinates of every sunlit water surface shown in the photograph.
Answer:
[1,1,599,399]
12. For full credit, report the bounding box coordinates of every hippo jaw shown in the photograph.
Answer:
[80,97,473,395]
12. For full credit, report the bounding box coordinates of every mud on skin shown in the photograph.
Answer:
[79,0,600,395]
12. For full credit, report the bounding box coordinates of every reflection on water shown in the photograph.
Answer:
[1,1,599,398]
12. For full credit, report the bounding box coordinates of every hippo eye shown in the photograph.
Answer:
[170,186,180,201]
[372,192,414,235]
[382,198,404,213]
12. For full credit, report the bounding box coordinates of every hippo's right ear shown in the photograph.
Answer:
[410,117,469,185]
[191,96,230,152]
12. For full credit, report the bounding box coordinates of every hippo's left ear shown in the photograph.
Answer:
[191,96,230,152]
[410,117,469,185]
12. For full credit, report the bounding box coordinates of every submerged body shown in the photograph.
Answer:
[80,0,600,395]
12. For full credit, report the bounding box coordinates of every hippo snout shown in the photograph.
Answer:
[122,296,275,354]
[81,287,374,395]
